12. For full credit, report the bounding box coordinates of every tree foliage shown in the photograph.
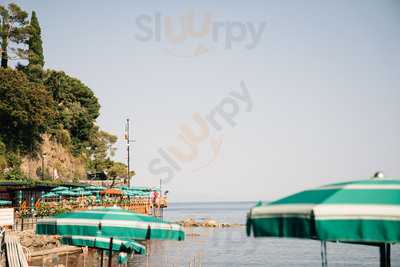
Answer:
[0,68,54,153]
[0,5,129,182]
[87,130,117,172]
[108,162,128,178]
[18,10,45,82]
[0,139,6,172]
[27,11,43,68]
[44,70,100,155]
[0,3,30,68]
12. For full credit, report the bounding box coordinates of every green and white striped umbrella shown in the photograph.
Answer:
[42,192,58,198]
[36,207,185,241]
[247,179,400,243]
[61,235,146,255]
[51,186,69,192]
[86,185,106,191]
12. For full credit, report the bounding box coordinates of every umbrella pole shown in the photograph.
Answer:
[320,241,327,267]
[100,249,104,267]
[108,237,114,267]
[379,244,391,267]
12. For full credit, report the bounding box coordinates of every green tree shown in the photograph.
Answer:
[108,161,130,186]
[27,11,44,68]
[44,70,100,155]
[19,10,45,82]
[0,68,54,153]
[0,3,30,68]
[88,130,118,172]
[0,139,6,174]
[108,162,128,178]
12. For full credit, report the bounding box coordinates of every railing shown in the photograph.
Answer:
[12,196,168,231]
[15,217,38,231]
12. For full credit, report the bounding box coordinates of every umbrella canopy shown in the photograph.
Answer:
[131,186,152,192]
[0,200,12,206]
[42,192,58,198]
[100,188,123,196]
[76,191,92,196]
[86,185,106,191]
[247,179,400,267]
[36,207,185,241]
[247,179,400,242]
[117,186,130,190]
[61,235,146,255]
[71,187,85,192]
[123,190,148,197]
[51,186,69,192]
[57,190,79,197]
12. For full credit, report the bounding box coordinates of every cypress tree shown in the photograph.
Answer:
[28,11,44,68]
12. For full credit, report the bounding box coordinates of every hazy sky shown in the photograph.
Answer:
[7,0,400,202]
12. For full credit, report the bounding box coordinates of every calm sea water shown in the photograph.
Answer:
[128,201,400,267]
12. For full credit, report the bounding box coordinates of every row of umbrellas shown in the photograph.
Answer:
[247,178,400,267]
[35,185,174,264]
[43,185,155,198]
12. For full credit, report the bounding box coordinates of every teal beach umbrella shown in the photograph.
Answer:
[37,207,185,241]
[86,185,106,191]
[51,186,69,192]
[247,179,400,266]
[0,200,12,206]
[61,235,146,255]
[56,190,77,197]
[72,187,85,192]
[42,192,58,198]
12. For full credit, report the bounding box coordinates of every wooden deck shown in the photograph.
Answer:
[4,232,28,267]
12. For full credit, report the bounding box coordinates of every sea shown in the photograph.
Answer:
[128,201,400,267]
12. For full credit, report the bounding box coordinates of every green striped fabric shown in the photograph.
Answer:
[247,179,400,243]
[61,236,146,255]
[37,207,185,241]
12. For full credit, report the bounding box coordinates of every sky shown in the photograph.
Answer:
[5,0,400,202]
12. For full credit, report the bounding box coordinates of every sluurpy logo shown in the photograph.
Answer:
[147,81,253,184]
[134,12,267,57]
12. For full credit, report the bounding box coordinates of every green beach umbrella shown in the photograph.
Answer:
[86,185,106,191]
[72,187,85,192]
[247,179,400,266]
[57,190,79,197]
[0,200,12,206]
[61,235,146,255]
[36,207,185,241]
[123,191,135,197]
[42,192,58,198]
[131,186,151,192]
[51,186,69,192]
[118,186,130,190]
[123,190,147,197]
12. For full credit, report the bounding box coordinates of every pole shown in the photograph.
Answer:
[126,118,130,186]
[159,179,162,218]
[100,249,104,267]
[379,243,391,267]
[41,152,45,180]
[108,237,114,267]
[380,244,385,267]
